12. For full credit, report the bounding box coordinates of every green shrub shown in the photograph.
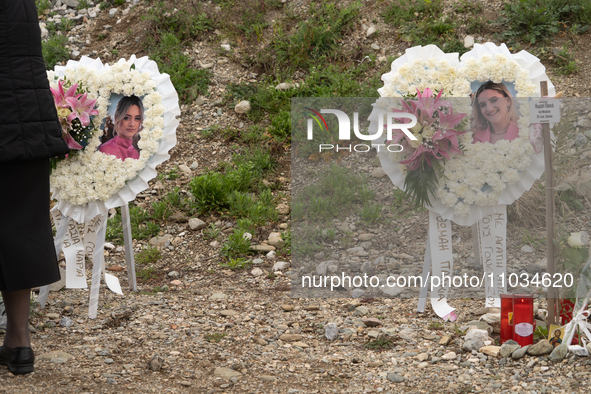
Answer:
[384,0,465,53]
[292,164,369,222]
[165,187,184,207]
[498,0,590,44]
[143,1,213,103]
[144,1,213,42]
[189,164,255,213]
[42,34,70,69]
[35,0,52,14]
[256,2,361,73]
[228,191,255,217]
[151,201,171,220]
[135,247,162,265]
[360,203,382,225]
[221,229,253,258]
[106,207,160,243]
[232,147,276,176]
[151,34,212,102]
[220,257,252,270]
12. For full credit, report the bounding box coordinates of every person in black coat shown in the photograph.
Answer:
[0,0,69,374]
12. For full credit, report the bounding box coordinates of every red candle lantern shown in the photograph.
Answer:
[500,294,514,344]
[513,294,535,346]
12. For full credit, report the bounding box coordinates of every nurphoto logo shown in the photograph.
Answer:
[304,107,418,153]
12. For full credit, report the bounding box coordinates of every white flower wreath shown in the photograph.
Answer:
[372,43,555,225]
[49,56,179,222]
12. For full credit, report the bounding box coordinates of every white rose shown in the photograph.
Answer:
[567,233,583,248]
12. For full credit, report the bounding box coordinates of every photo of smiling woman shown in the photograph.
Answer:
[471,81,519,145]
[98,95,143,160]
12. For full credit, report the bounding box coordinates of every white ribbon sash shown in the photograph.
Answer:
[478,206,507,308]
[429,210,456,320]
[564,309,591,347]
[51,207,122,318]
[53,208,87,288]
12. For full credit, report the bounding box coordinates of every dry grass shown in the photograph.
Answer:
[508,180,547,229]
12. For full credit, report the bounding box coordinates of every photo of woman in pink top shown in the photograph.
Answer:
[98,95,143,160]
[471,81,519,145]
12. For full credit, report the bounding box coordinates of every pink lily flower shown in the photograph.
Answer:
[437,109,466,132]
[65,93,99,126]
[62,131,83,150]
[51,80,79,108]
[415,88,448,118]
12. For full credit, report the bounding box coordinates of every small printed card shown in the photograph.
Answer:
[529,99,561,123]
[548,324,565,348]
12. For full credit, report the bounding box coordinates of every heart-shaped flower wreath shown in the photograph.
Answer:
[48,56,179,222]
[372,43,555,225]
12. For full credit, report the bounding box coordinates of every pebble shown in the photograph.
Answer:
[479,345,501,357]
[268,236,284,248]
[147,354,164,371]
[275,83,293,90]
[149,234,173,248]
[38,351,75,364]
[325,322,339,341]
[213,367,241,379]
[220,310,237,317]
[273,261,290,271]
[464,35,475,48]
[209,293,227,301]
[416,353,429,362]
[362,318,383,327]
[575,134,588,146]
[59,317,74,327]
[512,345,531,359]
[386,373,404,382]
[500,340,521,358]
[528,339,554,356]
[108,8,118,18]
[178,164,192,174]
[441,352,457,360]
[354,306,369,317]
[276,203,290,215]
[234,100,251,114]
[366,26,377,37]
[279,334,302,342]
[548,344,569,362]
[251,267,264,276]
[188,218,206,230]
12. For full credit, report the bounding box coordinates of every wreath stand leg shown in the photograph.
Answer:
[121,203,137,292]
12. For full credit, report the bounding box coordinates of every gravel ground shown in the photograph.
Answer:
[3,0,591,392]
